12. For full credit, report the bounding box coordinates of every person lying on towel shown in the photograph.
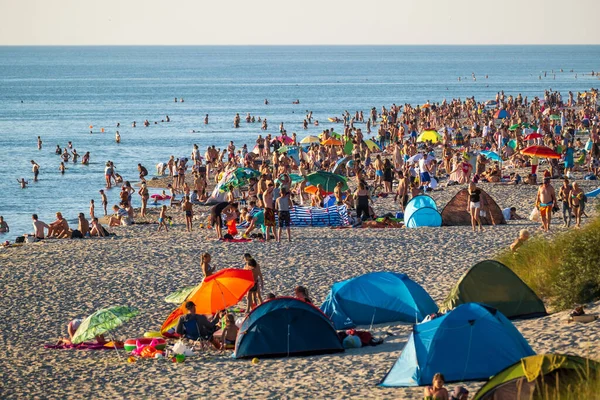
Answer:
[176,301,221,349]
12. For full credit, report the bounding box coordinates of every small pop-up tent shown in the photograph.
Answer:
[473,354,600,400]
[379,303,535,387]
[403,195,442,228]
[441,260,547,319]
[320,272,439,329]
[441,188,506,226]
[235,297,344,359]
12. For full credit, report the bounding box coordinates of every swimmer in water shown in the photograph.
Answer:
[59,162,65,174]
[204,114,209,124]
[17,178,28,189]
[115,131,121,143]
[37,136,42,150]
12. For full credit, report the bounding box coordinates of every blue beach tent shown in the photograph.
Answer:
[321,272,439,329]
[403,195,442,228]
[235,297,344,359]
[380,303,535,387]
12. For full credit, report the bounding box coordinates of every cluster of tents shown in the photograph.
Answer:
[404,190,506,228]
[158,261,597,397]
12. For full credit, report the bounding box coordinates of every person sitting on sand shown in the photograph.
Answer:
[47,212,69,238]
[176,301,220,349]
[424,373,449,400]
[31,214,48,239]
[78,213,90,237]
[90,217,109,237]
[294,286,312,304]
[450,386,469,400]
[510,229,530,252]
[219,313,239,349]
[502,207,523,221]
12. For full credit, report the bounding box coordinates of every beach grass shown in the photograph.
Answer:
[496,203,600,311]
[529,365,600,400]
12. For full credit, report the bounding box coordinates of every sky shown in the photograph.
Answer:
[1,0,599,45]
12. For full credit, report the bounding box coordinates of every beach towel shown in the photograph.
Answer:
[44,342,123,350]
[219,238,252,243]
[239,205,350,228]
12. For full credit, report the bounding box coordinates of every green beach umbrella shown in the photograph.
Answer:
[343,140,354,155]
[509,124,521,131]
[164,286,197,304]
[550,114,561,121]
[277,145,289,153]
[275,173,305,186]
[71,305,139,344]
[219,167,260,191]
[305,171,348,192]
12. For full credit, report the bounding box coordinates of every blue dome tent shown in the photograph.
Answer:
[403,195,442,228]
[321,272,439,329]
[235,297,344,359]
[379,303,535,387]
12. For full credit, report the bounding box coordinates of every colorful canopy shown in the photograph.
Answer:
[219,168,260,191]
[164,286,196,304]
[300,135,321,144]
[524,133,543,141]
[494,109,510,119]
[521,145,561,159]
[304,185,331,196]
[508,124,521,131]
[322,138,343,146]
[480,150,502,162]
[364,139,381,151]
[71,305,139,344]
[417,130,442,143]
[272,135,294,145]
[305,171,348,192]
[161,269,254,333]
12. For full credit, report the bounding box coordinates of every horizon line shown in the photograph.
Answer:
[1,43,599,47]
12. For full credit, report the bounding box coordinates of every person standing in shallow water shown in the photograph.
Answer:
[31,160,40,182]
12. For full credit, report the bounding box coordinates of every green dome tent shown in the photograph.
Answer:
[473,354,600,400]
[441,260,547,319]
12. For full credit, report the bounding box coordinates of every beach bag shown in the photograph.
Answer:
[529,207,539,222]
[15,236,25,244]
[71,230,83,239]
[342,335,362,349]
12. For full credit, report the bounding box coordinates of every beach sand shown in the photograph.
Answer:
[1,181,599,399]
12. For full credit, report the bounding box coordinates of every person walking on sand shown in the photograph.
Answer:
[157,205,169,232]
[138,182,149,217]
[558,178,572,227]
[182,195,193,232]
[244,257,264,312]
[569,181,584,228]
[31,160,40,182]
[262,182,276,241]
[275,188,293,242]
[535,177,556,232]
[467,182,484,232]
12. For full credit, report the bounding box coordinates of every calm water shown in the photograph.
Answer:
[1,45,599,238]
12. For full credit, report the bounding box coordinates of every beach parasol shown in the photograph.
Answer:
[524,133,543,141]
[275,173,304,186]
[494,109,510,119]
[364,139,381,151]
[521,145,561,159]
[421,104,431,108]
[331,156,353,175]
[509,124,521,131]
[305,171,348,192]
[417,130,442,143]
[272,136,294,145]
[304,185,331,196]
[480,150,502,162]
[161,269,254,334]
[318,131,342,140]
[219,167,260,190]
[549,114,561,121]
[300,135,321,144]
[277,145,289,153]
[322,138,343,146]
[164,286,196,304]
[71,305,139,345]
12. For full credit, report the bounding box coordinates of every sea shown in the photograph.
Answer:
[1,45,599,239]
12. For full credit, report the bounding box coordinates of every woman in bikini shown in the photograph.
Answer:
[569,181,584,228]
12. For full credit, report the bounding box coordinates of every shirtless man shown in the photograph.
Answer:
[31,214,48,239]
[31,160,40,182]
[373,155,384,186]
[535,177,557,232]
[394,171,409,212]
[182,195,193,232]
[78,213,90,237]
[47,212,69,238]
[99,189,108,216]
[262,182,276,242]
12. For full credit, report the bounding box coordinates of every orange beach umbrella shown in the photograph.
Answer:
[521,145,561,159]
[322,138,343,146]
[161,268,254,333]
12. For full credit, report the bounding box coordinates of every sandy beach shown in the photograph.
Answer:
[1,179,599,399]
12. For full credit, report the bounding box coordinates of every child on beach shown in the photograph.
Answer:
[220,314,239,350]
[510,229,530,252]
[182,195,193,232]
[157,205,169,232]
[201,252,215,278]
